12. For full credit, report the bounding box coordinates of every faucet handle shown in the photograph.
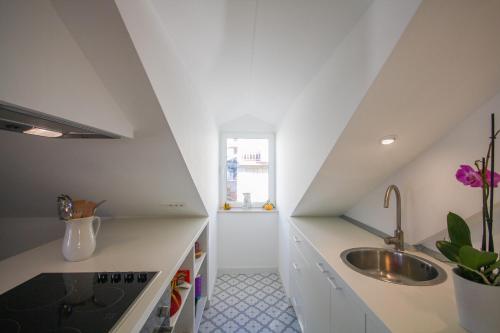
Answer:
[384,230,404,251]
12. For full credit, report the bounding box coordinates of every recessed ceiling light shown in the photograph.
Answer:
[380,135,397,145]
[23,127,63,138]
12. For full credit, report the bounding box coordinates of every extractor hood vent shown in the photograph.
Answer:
[0,100,121,139]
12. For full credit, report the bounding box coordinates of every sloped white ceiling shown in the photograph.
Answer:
[294,0,500,216]
[0,0,207,218]
[275,0,422,223]
[151,0,373,126]
[115,0,220,217]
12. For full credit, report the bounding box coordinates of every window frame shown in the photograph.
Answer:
[219,132,275,208]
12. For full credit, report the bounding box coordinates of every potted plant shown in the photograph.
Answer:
[436,114,500,333]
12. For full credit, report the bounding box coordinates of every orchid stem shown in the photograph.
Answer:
[488,113,495,252]
[482,158,488,251]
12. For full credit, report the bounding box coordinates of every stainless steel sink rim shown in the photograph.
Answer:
[340,247,447,286]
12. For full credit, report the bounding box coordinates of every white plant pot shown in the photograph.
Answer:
[452,268,500,333]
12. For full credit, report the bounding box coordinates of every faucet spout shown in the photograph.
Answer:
[383,185,404,251]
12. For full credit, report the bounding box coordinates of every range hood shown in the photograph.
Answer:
[0,100,121,139]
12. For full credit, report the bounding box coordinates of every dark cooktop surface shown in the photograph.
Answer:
[0,272,157,333]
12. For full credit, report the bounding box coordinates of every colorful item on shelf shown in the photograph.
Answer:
[169,269,191,317]
[195,275,202,301]
[170,288,182,317]
[172,269,190,286]
[223,202,231,210]
[195,241,203,258]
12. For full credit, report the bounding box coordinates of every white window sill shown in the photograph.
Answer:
[218,208,278,214]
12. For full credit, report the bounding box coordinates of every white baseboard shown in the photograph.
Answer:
[217,267,278,275]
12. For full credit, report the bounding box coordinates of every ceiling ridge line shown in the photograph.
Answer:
[248,0,259,99]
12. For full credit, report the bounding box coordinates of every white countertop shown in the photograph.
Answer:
[0,217,208,333]
[290,217,465,333]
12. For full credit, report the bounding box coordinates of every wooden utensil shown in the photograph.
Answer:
[72,200,96,219]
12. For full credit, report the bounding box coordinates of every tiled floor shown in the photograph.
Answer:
[199,273,301,333]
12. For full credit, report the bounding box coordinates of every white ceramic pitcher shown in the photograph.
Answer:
[62,216,101,262]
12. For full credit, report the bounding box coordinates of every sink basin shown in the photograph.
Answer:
[340,247,447,286]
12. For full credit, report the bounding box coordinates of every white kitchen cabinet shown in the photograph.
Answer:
[289,225,390,333]
[289,271,306,332]
[304,255,331,333]
[289,243,308,331]
[289,228,330,332]
[366,313,391,333]
[329,275,365,333]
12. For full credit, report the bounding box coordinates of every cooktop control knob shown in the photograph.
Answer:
[111,273,121,283]
[125,273,134,283]
[138,273,147,283]
[97,273,108,283]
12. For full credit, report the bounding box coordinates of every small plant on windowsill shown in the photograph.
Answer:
[262,200,275,211]
[435,113,500,333]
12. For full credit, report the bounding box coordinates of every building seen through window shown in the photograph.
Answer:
[225,138,270,205]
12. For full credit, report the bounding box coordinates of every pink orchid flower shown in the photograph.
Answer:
[485,169,500,188]
[456,165,483,188]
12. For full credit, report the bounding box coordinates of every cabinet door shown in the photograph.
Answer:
[366,313,390,333]
[304,260,331,333]
[289,273,306,332]
[329,276,365,333]
[289,240,308,331]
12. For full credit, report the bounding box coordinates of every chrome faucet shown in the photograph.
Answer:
[383,185,404,251]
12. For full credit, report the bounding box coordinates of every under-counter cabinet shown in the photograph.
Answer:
[289,225,389,333]
[329,273,365,333]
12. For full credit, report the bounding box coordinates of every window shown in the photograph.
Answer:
[220,133,275,208]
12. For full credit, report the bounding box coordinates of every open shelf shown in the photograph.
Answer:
[140,221,208,333]
[169,283,192,329]
[194,252,206,276]
[194,296,207,332]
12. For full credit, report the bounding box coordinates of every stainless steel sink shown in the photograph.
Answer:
[340,247,447,286]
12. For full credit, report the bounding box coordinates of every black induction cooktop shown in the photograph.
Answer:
[0,272,157,333]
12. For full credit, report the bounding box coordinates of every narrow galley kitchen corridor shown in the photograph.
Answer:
[199,273,301,333]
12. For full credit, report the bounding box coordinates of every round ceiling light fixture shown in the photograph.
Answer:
[380,135,397,145]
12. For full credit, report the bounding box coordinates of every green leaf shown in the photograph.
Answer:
[458,245,498,271]
[483,259,500,273]
[494,274,500,286]
[457,264,492,285]
[447,212,472,247]
[436,240,460,262]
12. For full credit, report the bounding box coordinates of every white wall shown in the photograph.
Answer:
[217,212,278,272]
[0,129,206,218]
[115,0,220,298]
[0,218,63,260]
[276,0,421,293]
[346,92,500,246]
[218,115,277,274]
[0,0,133,138]
[219,114,275,133]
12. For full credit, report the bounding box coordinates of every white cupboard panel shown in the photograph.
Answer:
[366,313,391,333]
[329,275,365,333]
[304,258,331,333]
[290,271,306,332]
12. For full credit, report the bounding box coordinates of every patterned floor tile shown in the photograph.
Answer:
[200,273,301,333]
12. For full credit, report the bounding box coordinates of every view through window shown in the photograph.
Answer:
[225,137,270,205]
